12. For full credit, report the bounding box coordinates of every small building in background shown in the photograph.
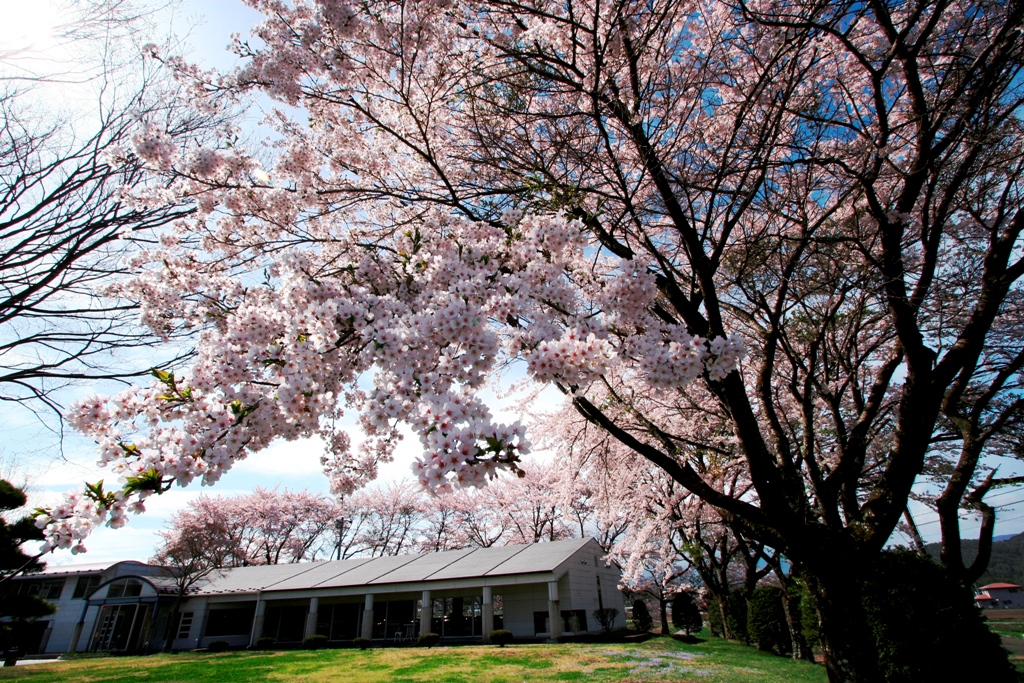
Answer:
[5,537,625,654]
[975,582,1024,609]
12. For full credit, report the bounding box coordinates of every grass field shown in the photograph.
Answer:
[0,635,828,683]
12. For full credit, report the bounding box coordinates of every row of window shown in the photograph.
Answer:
[14,575,101,601]
[198,596,510,642]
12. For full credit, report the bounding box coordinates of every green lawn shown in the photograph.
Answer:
[0,635,827,683]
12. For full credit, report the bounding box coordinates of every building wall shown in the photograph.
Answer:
[987,588,1024,609]
[560,545,627,632]
[30,574,100,654]
[12,564,170,655]
[497,583,549,636]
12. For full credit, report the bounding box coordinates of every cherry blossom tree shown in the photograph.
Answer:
[545,397,772,635]
[341,480,424,557]
[157,487,339,567]
[488,462,576,545]
[41,0,1024,679]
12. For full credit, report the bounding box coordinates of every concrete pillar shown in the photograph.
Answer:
[304,596,320,640]
[67,622,85,654]
[250,598,267,647]
[481,586,493,640]
[361,593,374,640]
[191,599,209,648]
[547,581,562,641]
[420,590,432,636]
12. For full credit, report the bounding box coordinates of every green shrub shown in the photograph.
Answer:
[254,637,275,650]
[207,640,229,653]
[859,549,1015,683]
[671,592,702,635]
[725,592,749,643]
[706,595,725,637]
[487,629,514,647]
[592,608,619,633]
[792,581,819,653]
[747,586,791,656]
[631,599,654,632]
[353,637,371,650]
[303,634,328,650]
[417,632,440,648]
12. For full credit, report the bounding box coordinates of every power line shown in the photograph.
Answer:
[911,497,1024,529]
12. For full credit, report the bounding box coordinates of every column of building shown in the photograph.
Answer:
[481,586,493,640]
[361,593,374,639]
[304,596,319,640]
[547,580,562,641]
[420,589,432,637]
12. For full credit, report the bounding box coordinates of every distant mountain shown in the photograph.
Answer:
[925,533,1024,586]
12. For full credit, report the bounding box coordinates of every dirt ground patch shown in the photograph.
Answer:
[1002,637,1024,655]
[984,609,1024,622]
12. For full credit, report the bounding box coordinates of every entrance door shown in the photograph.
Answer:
[93,604,151,652]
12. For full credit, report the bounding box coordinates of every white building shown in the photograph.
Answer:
[7,538,625,654]
[974,582,1024,609]
[5,560,175,654]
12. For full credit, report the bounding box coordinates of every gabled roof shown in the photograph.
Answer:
[195,537,595,596]
[975,593,994,601]
[980,582,1022,590]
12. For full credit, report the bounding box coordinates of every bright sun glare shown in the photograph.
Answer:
[0,2,63,59]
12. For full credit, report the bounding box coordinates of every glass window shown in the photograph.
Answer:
[108,579,143,599]
[25,580,65,600]
[205,605,256,637]
[73,576,100,599]
[176,612,194,639]
[561,609,588,633]
[318,602,361,640]
[492,594,503,631]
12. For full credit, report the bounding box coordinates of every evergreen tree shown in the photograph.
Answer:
[631,599,654,632]
[671,592,703,636]
[0,480,55,652]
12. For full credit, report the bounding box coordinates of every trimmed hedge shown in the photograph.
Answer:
[417,632,440,648]
[353,637,371,650]
[487,629,514,647]
[303,634,328,650]
[207,640,229,653]
[254,637,275,650]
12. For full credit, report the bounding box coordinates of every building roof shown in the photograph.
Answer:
[20,560,152,577]
[980,582,1022,590]
[195,537,595,596]
[975,593,994,601]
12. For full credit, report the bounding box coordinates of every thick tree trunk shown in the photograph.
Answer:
[659,597,670,634]
[162,597,183,653]
[804,569,881,683]
[716,595,732,639]
[778,584,811,661]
